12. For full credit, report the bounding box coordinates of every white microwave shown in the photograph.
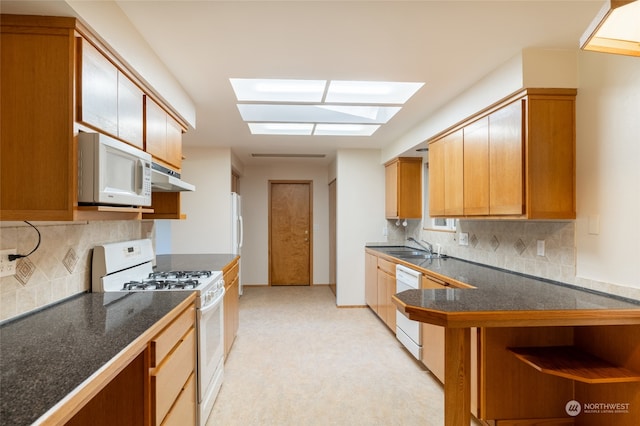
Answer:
[78,132,152,207]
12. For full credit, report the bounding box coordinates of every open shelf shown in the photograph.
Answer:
[508,346,640,384]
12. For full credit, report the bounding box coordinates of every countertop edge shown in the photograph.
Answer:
[33,292,197,425]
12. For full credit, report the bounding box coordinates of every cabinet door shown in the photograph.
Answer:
[422,323,445,383]
[117,73,143,148]
[145,96,168,161]
[365,252,378,312]
[166,115,183,168]
[78,38,118,136]
[463,117,489,215]
[385,160,398,218]
[428,139,445,216]
[443,129,464,216]
[376,268,387,322]
[385,271,396,331]
[489,100,524,215]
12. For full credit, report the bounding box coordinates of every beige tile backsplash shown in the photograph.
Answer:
[0,221,153,322]
[401,220,640,302]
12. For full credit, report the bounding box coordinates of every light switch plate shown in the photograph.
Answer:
[0,249,17,277]
[459,232,469,246]
[537,240,545,256]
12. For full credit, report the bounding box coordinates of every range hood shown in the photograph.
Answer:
[151,163,195,192]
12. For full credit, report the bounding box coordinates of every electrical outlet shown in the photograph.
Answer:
[1,249,18,277]
[459,232,469,246]
[537,240,545,256]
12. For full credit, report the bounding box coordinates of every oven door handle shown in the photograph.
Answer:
[199,289,225,315]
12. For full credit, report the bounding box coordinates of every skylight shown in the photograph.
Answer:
[230,78,424,136]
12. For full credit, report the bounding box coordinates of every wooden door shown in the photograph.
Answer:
[269,181,312,286]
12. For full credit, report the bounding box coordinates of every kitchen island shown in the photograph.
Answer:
[0,291,196,425]
[366,246,640,425]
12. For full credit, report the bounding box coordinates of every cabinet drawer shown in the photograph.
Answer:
[151,305,195,366]
[151,327,196,425]
[161,372,196,426]
[378,258,396,275]
[224,260,239,289]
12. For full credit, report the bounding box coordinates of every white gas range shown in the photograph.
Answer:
[92,239,224,426]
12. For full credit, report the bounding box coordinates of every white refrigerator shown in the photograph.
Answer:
[231,192,243,295]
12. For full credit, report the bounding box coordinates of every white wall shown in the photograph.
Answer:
[167,147,233,254]
[335,149,386,306]
[240,161,330,286]
[575,51,640,289]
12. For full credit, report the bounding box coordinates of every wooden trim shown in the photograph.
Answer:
[36,293,196,425]
[427,88,577,144]
[393,299,640,328]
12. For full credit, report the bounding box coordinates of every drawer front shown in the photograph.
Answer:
[151,305,195,367]
[161,373,196,426]
[224,260,239,289]
[152,327,196,425]
[378,257,396,275]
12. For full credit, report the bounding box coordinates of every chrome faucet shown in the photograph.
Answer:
[407,237,433,254]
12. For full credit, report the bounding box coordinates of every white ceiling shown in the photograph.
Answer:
[2,1,602,165]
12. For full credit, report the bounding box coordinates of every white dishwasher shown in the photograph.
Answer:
[395,264,422,360]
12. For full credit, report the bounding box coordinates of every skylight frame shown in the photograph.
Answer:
[230,78,424,136]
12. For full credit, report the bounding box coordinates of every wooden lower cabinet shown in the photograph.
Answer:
[150,304,197,426]
[223,257,240,358]
[364,250,397,331]
[377,257,397,331]
[365,252,378,313]
[66,300,196,426]
[66,351,146,426]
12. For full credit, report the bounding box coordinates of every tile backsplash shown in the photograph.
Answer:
[394,219,640,302]
[0,220,154,322]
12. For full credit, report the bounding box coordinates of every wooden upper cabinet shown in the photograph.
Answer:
[489,100,524,215]
[77,38,144,148]
[117,72,144,149]
[443,130,464,216]
[428,129,463,217]
[463,117,490,216]
[78,38,118,136]
[428,140,445,217]
[145,96,183,169]
[429,88,576,219]
[0,14,187,221]
[385,157,422,219]
[0,15,77,221]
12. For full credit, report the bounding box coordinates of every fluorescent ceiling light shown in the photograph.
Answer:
[237,104,400,124]
[230,78,424,136]
[230,78,326,102]
[326,80,424,104]
[248,123,312,135]
[580,0,640,57]
[314,124,380,136]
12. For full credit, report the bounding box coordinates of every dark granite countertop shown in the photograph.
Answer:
[155,253,238,273]
[366,245,640,324]
[0,291,194,426]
